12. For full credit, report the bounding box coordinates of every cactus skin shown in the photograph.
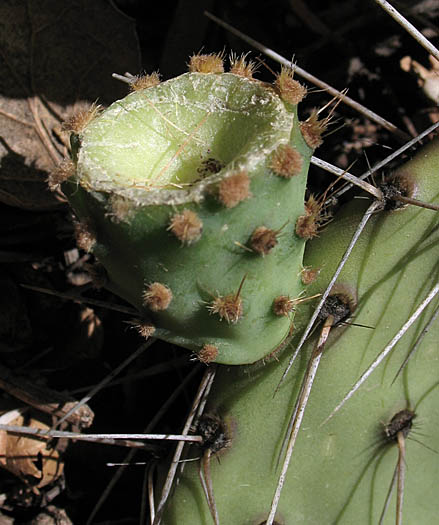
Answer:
[162,138,439,523]
[62,71,312,365]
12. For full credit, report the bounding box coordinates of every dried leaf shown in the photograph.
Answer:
[0,0,140,210]
[29,505,73,525]
[400,54,439,104]
[0,410,63,488]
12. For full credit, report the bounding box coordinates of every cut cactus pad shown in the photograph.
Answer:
[62,70,312,364]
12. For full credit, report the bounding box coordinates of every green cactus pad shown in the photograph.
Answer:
[64,72,312,364]
[163,139,439,522]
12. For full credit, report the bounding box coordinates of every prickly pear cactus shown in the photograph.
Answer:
[57,55,315,365]
[162,138,439,524]
[54,48,439,524]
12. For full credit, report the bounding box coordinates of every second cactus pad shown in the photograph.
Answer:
[63,67,312,364]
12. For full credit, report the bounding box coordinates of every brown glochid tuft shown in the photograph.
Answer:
[300,110,327,150]
[135,321,156,339]
[273,295,295,316]
[207,276,246,324]
[168,209,203,244]
[270,144,303,178]
[229,52,258,79]
[143,282,173,311]
[208,293,243,324]
[74,220,96,253]
[47,159,75,190]
[62,103,102,133]
[295,195,329,240]
[130,72,161,91]
[197,344,219,364]
[250,226,278,255]
[274,66,307,105]
[218,171,251,208]
[188,52,224,74]
[295,213,319,240]
[301,266,320,285]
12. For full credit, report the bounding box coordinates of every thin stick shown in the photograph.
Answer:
[396,431,406,525]
[148,462,156,525]
[20,283,139,316]
[0,362,93,429]
[140,461,157,525]
[204,11,409,141]
[267,316,334,525]
[374,0,439,63]
[53,339,154,429]
[0,425,150,450]
[0,423,202,445]
[0,107,35,127]
[311,156,383,200]
[276,200,381,392]
[86,365,201,525]
[153,366,217,525]
[70,356,189,394]
[322,282,439,425]
[332,121,439,201]
[0,425,202,442]
[176,366,217,478]
[175,367,217,479]
[27,96,62,165]
[112,72,133,85]
[392,303,439,384]
[194,368,216,424]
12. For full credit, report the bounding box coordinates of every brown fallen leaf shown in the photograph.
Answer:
[0,362,95,429]
[0,0,140,210]
[29,505,73,525]
[0,409,63,488]
[400,54,439,104]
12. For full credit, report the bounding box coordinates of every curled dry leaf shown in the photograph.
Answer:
[400,54,439,104]
[0,0,140,210]
[0,409,63,488]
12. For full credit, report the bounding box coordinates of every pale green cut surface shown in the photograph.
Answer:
[76,73,292,191]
